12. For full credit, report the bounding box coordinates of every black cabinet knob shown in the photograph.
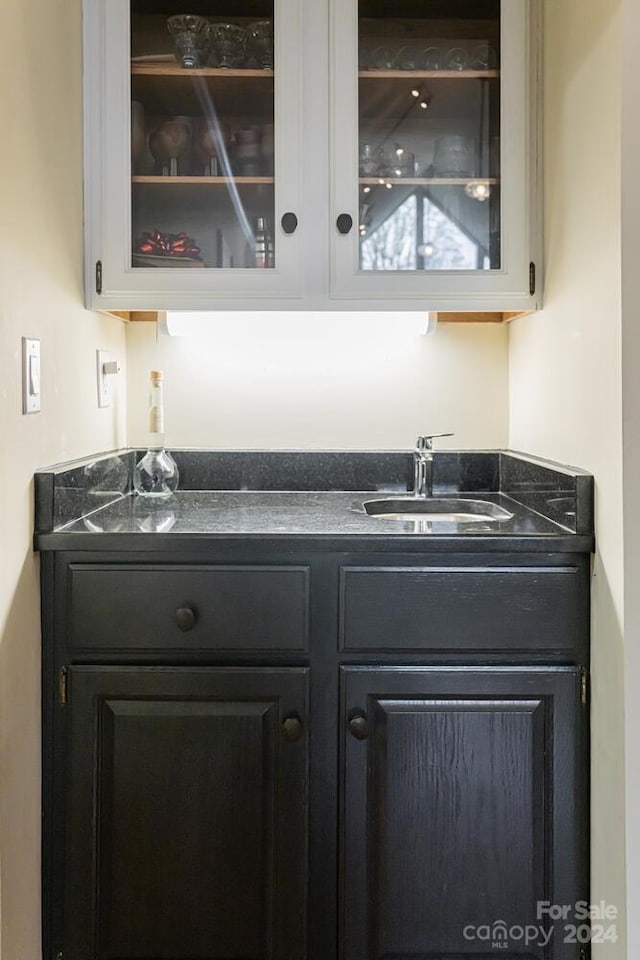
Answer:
[281,212,298,234]
[282,714,304,743]
[336,213,354,235]
[349,713,369,740]
[175,606,197,632]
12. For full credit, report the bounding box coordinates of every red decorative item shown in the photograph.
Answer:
[134,230,202,260]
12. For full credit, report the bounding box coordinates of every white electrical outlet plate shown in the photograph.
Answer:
[97,350,111,408]
[22,337,41,414]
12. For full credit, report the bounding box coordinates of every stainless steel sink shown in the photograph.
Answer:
[360,497,514,523]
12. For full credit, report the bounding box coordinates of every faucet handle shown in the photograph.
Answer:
[416,433,454,451]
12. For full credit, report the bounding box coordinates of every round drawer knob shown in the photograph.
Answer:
[336,213,353,235]
[349,713,369,740]
[281,714,304,743]
[175,606,197,632]
[281,212,298,234]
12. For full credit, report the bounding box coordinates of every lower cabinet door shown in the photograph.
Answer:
[341,666,586,960]
[61,666,308,960]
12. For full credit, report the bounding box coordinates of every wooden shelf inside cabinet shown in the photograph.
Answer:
[358,70,500,79]
[131,65,274,79]
[132,176,275,185]
[360,178,499,187]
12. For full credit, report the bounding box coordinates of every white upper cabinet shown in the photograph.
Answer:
[84,0,307,311]
[330,0,541,312]
[83,0,541,314]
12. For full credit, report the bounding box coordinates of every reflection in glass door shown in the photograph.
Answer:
[358,0,501,272]
[130,2,276,270]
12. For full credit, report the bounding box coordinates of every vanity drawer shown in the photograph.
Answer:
[66,564,309,652]
[339,565,584,653]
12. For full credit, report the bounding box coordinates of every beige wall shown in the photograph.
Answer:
[126,318,509,450]
[621,0,640,950]
[509,0,625,954]
[0,1,127,957]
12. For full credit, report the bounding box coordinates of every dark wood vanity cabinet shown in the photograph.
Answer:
[42,550,590,960]
[341,666,585,960]
[61,667,308,960]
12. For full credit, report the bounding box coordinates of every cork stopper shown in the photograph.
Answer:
[150,370,164,382]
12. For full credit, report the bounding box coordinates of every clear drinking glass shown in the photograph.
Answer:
[130,2,276,269]
[358,0,501,272]
[432,136,474,178]
[423,46,442,71]
[395,45,420,70]
[443,47,469,71]
[207,23,248,69]
[247,20,274,69]
[375,144,416,179]
[359,143,380,177]
[167,15,209,68]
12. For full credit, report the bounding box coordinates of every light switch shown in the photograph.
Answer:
[22,338,41,414]
[29,353,40,395]
[97,350,121,408]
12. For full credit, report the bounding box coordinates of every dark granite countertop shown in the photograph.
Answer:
[58,489,567,536]
[34,449,595,553]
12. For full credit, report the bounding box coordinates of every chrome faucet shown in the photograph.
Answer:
[413,434,454,497]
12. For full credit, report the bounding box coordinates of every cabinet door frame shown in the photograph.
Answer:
[59,665,309,960]
[83,0,306,310]
[340,665,587,960]
[329,0,543,311]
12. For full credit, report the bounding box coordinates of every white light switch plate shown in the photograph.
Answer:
[22,338,41,414]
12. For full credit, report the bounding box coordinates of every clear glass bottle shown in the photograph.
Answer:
[133,370,179,498]
[255,217,274,268]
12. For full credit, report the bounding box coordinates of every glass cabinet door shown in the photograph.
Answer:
[130,2,277,272]
[330,0,536,309]
[87,0,303,308]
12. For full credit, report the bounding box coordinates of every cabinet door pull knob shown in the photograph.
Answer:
[281,212,298,234]
[282,714,304,743]
[175,606,196,632]
[336,213,353,235]
[349,712,369,740]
